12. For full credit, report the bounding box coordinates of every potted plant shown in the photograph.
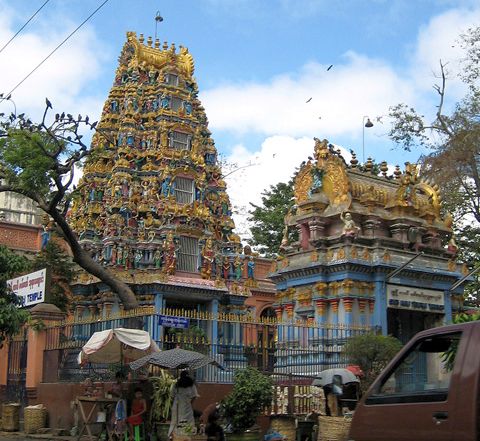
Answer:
[222,367,273,441]
[150,370,176,441]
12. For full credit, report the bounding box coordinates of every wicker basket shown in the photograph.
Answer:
[1,403,20,432]
[318,416,350,441]
[24,407,47,434]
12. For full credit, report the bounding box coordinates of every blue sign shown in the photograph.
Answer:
[159,315,190,329]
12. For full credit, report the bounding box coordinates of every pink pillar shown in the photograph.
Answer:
[25,304,65,400]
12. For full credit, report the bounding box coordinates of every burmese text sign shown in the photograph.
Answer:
[7,268,47,307]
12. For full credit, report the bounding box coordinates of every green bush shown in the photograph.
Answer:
[223,367,273,432]
[344,333,402,392]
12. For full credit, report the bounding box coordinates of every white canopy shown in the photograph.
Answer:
[77,328,160,365]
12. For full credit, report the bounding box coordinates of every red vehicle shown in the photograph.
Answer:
[349,321,479,441]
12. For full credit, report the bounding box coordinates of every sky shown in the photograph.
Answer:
[0,0,479,238]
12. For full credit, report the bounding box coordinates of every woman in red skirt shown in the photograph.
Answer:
[127,388,147,440]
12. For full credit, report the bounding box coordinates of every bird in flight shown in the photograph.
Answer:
[327,64,334,71]
[306,97,312,103]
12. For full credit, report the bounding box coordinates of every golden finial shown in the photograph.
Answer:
[147,36,152,47]
[365,157,373,173]
[163,41,168,50]
[380,161,388,177]
[139,33,144,44]
[155,38,160,48]
[350,152,358,168]
[394,165,401,180]
[170,43,176,52]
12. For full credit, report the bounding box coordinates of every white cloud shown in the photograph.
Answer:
[0,2,107,123]
[201,53,414,139]
[225,136,352,240]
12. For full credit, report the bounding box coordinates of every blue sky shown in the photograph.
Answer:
[0,0,478,237]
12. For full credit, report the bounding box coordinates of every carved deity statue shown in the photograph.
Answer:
[447,235,458,255]
[234,256,243,281]
[200,238,214,279]
[340,212,360,237]
[153,248,162,269]
[222,257,230,280]
[247,256,255,279]
[163,232,177,275]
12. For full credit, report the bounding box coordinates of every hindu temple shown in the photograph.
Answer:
[270,138,465,371]
[67,32,275,348]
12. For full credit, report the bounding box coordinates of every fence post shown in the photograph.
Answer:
[26,304,65,401]
[0,341,9,399]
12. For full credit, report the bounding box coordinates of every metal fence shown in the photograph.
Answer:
[43,307,372,384]
[6,331,28,406]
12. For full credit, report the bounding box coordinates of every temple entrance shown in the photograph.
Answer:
[387,308,444,344]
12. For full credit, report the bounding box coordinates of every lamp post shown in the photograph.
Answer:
[155,11,163,40]
[362,116,374,163]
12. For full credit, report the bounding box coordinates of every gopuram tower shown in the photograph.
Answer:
[68,32,274,329]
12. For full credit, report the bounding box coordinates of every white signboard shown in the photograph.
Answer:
[7,268,47,307]
[387,284,445,313]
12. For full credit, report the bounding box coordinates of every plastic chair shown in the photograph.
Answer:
[124,422,145,441]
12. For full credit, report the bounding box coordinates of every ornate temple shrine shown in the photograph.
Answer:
[67,32,275,340]
[270,138,465,348]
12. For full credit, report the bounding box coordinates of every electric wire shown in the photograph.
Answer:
[0,0,110,105]
[0,0,51,55]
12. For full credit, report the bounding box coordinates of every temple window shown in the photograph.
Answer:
[165,73,179,86]
[171,96,183,111]
[169,131,191,151]
[175,177,194,204]
[177,236,199,272]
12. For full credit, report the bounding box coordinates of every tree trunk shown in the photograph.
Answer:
[48,207,138,310]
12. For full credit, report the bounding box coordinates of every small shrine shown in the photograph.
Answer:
[68,32,275,343]
[270,138,465,349]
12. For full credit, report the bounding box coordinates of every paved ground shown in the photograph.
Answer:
[0,433,75,441]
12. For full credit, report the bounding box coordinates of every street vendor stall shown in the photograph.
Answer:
[75,328,160,440]
[76,396,120,441]
[77,328,160,365]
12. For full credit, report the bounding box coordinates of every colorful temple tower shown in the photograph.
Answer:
[68,32,275,346]
[270,139,465,370]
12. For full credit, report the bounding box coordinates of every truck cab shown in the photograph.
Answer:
[349,322,480,441]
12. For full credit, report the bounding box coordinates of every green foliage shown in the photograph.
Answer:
[150,370,176,423]
[453,312,480,323]
[248,181,294,257]
[32,241,74,312]
[222,367,273,432]
[0,245,30,345]
[344,333,403,392]
[0,130,59,197]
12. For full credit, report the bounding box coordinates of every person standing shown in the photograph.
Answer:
[168,371,199,438]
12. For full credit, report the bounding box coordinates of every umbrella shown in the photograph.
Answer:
[129,347,223,371]
[312,368,359,387]
[346,365,363,377]
[77,328,160,365]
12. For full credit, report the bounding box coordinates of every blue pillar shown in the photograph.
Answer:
[373,280,388,335]
[153,293,164,344]
[343,299,353,337]
[443,290,452,325]
[209,299,219,355]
